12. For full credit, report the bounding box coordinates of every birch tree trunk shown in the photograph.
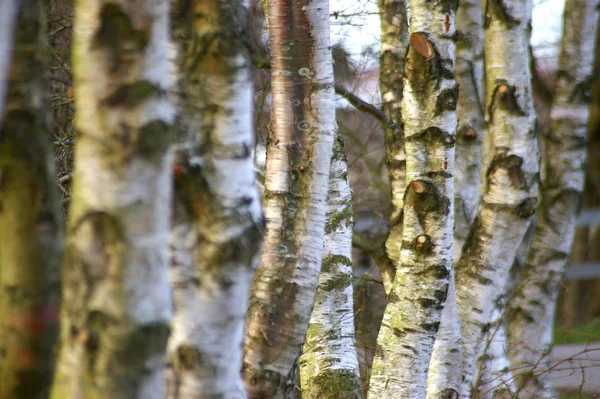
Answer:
[454,0,539,395]
[242,0,336,397]
[299,133,362,399]
[0,0,63,396]
[50,0,174,397]
[379,0,408,294]
[506,1,599,396]
[0,0,17,121]
[165,1,264,397]
[368,0,458,395]
[426,0,484,396]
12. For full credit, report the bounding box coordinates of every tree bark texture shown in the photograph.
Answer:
[0,0,63,396]
[242,0,336,397]
[454,0,539,396]
[426,0,484,396]
[368,0,458,396]
[50,0,174,397]
[378,0,408,294]
[299,133,362,399]
[166,1,264,398]
[506,0,599,397]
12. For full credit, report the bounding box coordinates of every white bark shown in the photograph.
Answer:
[505,1,599,397]
[426,0,484,395]
[299,133,362,399]
[454,0,539,396]
[0,0,17,122]
[242,0,336,397]
[166,1,264,398]
[368,0,458,396]
[51,0,174,397]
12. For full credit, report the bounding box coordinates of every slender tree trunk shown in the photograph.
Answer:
[0,0,63,396]
[242,0,336,397]
[50,0,174,397]
[0,0,17,121]
[505,1,599,397]
[165,1,264,398]
[378,0,408,294]
[299,133,362,399]
[368,0,458,395]
[426,0,484,395]
[454,0,539,395]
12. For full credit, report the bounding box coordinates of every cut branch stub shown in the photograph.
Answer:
[410,32,434,60]
[411,180,426,193]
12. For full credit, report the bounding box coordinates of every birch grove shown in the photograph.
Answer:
[0,0,598,398]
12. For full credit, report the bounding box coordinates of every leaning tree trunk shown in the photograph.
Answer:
[426,0,484,396]
[50,0,174,397]
[0,0,17,120]
[505,0,599,397]
[165,1,264,398]
[378,0,409,294]
[242,0,336,397]
[368,0,459,396]
[299,133,362,399]
[454,0,539,396]
[0,0,63,397]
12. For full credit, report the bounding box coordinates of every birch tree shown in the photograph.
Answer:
[0,0,63,396]
[165,1,264,397]
[50,0,174,396]
[0,0,17,121]
[506,0,600,396]
[242,0,336,396]
[299,133,362,399]
[426,0,484,395]
[368,0,458,395]
[379,0,408,294]
[454,0,539,395]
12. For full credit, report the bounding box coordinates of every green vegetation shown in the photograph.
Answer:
[554,322,600,345]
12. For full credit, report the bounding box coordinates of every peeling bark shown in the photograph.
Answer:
[0,0,63,397]
[426,0,484,395]
[505,0,599,397]
[166,1,264,398]
[454,0,539,396]
[378,0,409,294]
[299,133,362,399]
[368,0,458,396]
[50,0,174,397]
[242,0,336,397]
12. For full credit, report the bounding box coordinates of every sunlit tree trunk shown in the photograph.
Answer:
[454,0,539,395]
[242,0,336,397]
[378,0,408,294]
[299,133,362,399]
[506,0,599,397]
[368,0,458,395]
[0,0,63,396]
[0,0,18,121]
[165,1,264,398]
[50,0,174,397]
[426,0,484,396]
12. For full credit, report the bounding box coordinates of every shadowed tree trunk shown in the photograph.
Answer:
[0,0,63,396]
[50,0,174,396]
[165,1,264,397]
[368,0,459,395]
[506,0,599,397]
[242,0,336,397]
[0,0,17,120]
[454,0,539,395]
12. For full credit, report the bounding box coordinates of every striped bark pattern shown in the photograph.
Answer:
[299,133,362,399]
[506,0,599,397]
[166,1,264,398]
[368,0,458,396]
[242,0,336,397]
[379,0,409,294]
[454,0,539,395]
[50,0,174,396]
[0,0,63,396]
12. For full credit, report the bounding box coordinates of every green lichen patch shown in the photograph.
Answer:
[137,120,172,160]
[302,368,363,399]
